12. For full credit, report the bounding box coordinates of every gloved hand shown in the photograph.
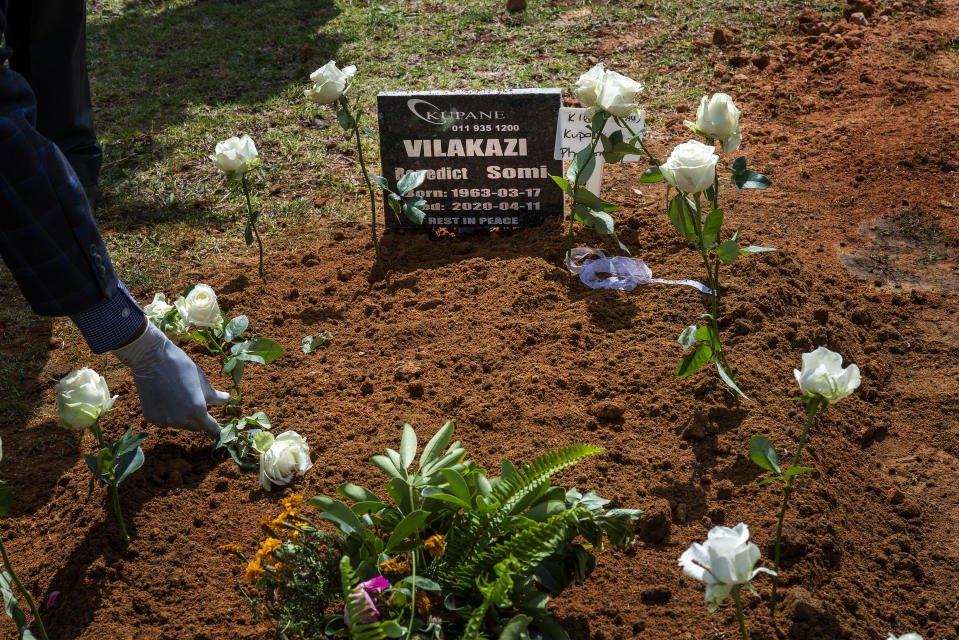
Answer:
[112,321,230,437]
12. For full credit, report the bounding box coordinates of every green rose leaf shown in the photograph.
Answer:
[733,169,771,190]
[716,359,749,400]
[336,109,355,130]
[678,324,699,350]
[361,126,377,140]
[396,169,427,196]
[749,435,781,474]
[302,330,333,354]
[669,195,698,244]
[731,156,747,173]
[567,146,596,185]
[573,187,618,213]
[640,166,664,183]
[717,239,740,264]
[224,315,249,343]
[368,174,388,190]
[784,466,813,477]
[676,342,713,378]
[550,175,572,195]
[231,337,284,364]
[402,198,426,225]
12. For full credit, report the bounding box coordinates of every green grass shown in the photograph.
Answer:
[83,0,839,294]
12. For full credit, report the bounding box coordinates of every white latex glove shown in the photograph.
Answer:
[112,321,230,437]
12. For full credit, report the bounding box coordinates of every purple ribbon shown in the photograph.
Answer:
[565,247,712,294]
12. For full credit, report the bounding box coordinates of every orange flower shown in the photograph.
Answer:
[218,542,243,556]
[415,591,432,616]
[379,557,411,576]
[424,534,445,557]
[281,494,304,515]
[256,537,282,562]
[245,559,264,584]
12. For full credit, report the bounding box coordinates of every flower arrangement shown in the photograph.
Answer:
[232,421,641,638]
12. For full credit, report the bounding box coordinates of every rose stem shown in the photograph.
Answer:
[89,422,131,550]
[0,537,49,640]
[769,398,822,616]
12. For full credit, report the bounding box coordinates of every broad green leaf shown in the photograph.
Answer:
[420,487,470,509]
[716,360,749,400]
[398,575,442,592]
[224,315,249,342]
[784,466,813,477]
[381,621,405,638]
[438,468,471,505]
[338,482,380,503]
[590,109,609,133]
[740,245,777,254]
[640,166,664,183]
[731,156,747,172]
[384,510,428,553]
[385,448,407,480]
[370,454,402,479]
[420,421,454,470]
[757,476,782,486]
[676,342,713,378]
[733,169,771,190]
[749,435,781,474]
[399,424,417,471]
[396,169,427,196]
[230,359,245,386]
[369,174,388,190]
[233,353,265,365]
[695,325,711,342]
[308,496,365,535]
[703,208,724,244]
[678,325,698,350]
[349,500,387,515]
[717,239,740,264]
[361,126,377,140]
[499,614,533,640]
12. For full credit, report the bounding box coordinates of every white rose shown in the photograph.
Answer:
[305,61,356,105]
[573,63,643,118]
[210,135,258,178]
[887,634,923,640]
[143,293,173,326]
[174,284,222,329]
[55,368,118,431]
[259,431,313,491]
[573,63,606,109]
[679,523,775,612]
[596,69,643,118]
[794,346,861,405]
[696,93,742,153]
[659,139,719,194]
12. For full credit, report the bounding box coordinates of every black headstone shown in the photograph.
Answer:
[377,89,564,230]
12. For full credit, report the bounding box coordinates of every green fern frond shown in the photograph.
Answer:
[339,556,389,640]
[462,557,519,640]
[438,444,601,584]
[449,508,584,592]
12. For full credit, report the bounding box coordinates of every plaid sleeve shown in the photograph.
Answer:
[0,2,122,317]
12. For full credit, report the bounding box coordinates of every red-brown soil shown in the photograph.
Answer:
[1,1,958,639]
